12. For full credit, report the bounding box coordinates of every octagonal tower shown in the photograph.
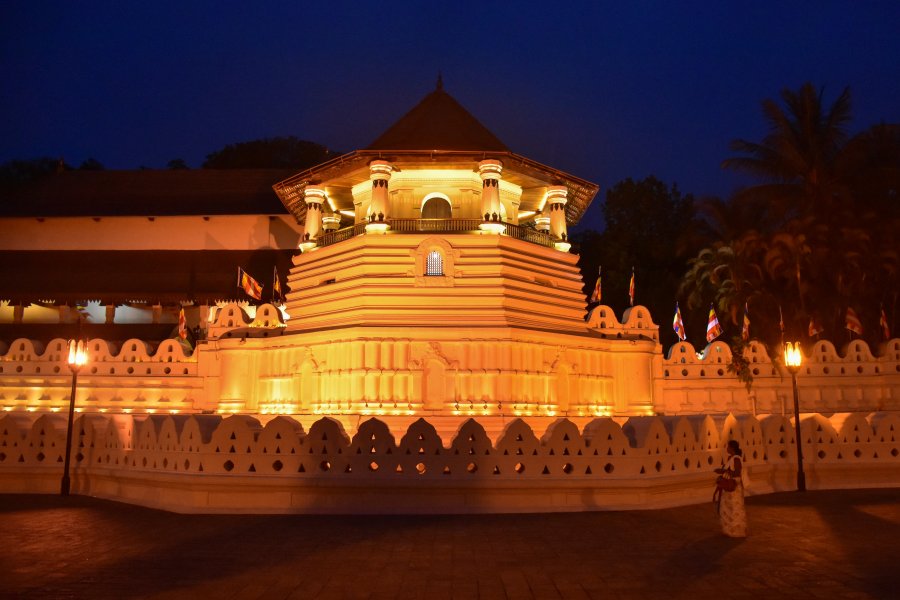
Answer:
[266,82,660,420]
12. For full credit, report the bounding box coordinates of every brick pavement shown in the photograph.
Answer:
[1,489,898,599]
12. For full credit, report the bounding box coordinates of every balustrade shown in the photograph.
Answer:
[317,219,554,248]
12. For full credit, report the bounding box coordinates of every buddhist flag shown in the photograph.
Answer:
[238,267,263,301]
[880,306,891,341]
[808,317,824,338]
[589,266,602,303]
[673,302,686,341]
[845,307,863,336]
[177,308,187,339]
[741,302,750,341]
[273,266,284,303]
[628,267,635,307]
[706,304,723,343]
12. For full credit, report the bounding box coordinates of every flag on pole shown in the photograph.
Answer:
[741,302,750,341]
[845,307,863,336]
[808,317,824,338]
[273,266,283,303]
[178,308,187,340]
[673,302,686,341]
[628,266,635,307]
[880,306,891,341]
[238,267,263,301]
[589,266,602,303]
[706,304,723,343]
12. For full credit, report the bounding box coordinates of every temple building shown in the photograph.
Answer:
[0,83,897,436]
[1,83,898,514]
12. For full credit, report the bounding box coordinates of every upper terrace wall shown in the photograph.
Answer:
[1,411,897,513]
[0,336,201,413]
[660,339,900,415]
[0,302,897,417]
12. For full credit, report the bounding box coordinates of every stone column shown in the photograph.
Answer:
[547,186,571,251]
[366,160,392,233]
[478,159,505,233]
[105,304,116,324]
[299,187,326,251]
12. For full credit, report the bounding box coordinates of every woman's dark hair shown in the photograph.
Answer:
[727,439,742,456]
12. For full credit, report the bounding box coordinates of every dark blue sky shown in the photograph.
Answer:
[2,2,899,230]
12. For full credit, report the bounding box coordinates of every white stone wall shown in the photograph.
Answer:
[1,304,898,419]
[1,411,897,513]
[659,339,900,415]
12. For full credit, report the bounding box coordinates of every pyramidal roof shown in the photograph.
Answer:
[367,78,509,152]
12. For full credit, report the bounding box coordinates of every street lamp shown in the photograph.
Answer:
[60,339,87,496]
[783,342,806,492]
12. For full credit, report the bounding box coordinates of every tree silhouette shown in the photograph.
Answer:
[203,136,337,170]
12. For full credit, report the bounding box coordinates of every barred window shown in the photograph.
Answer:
[426,250,443,276]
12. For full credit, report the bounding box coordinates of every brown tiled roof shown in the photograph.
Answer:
[367,85,509,152]
[0,249,294,305]
[0,169,295,217]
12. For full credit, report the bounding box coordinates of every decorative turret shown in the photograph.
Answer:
[299,186,326,251]
[546,185,570,251]
[322,203,341,232]
[478,159,505,233]
[366,160,392,233]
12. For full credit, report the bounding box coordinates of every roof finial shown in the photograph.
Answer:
[436,71,443,91]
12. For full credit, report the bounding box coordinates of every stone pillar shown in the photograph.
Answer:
[547,186,571,251]
[534,210,550,233]
[12,304,24,323]
[366,160,392,233]
[478,159,504,233]
[299,187,326,251]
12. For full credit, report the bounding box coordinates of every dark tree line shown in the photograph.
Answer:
[1,136,337,192]
[576,83,900,357]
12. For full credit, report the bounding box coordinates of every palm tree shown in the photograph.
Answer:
[723,83,853,221]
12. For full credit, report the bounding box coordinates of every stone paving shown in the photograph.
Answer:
[1,488,898,599]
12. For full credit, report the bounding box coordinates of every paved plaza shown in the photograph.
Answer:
[1,488,898,599]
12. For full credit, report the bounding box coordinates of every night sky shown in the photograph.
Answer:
[2,2,899,230]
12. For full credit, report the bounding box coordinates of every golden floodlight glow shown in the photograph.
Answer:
[784,342,802,369]
[479,222,506,234]
[67,340,88,368]
[365,222,389,234]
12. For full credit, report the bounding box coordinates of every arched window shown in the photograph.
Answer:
[426,250,444,276]
[422,196,452,219]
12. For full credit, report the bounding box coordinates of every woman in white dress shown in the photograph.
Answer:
[715,440,748,537]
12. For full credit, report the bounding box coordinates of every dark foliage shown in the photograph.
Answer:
[572,176,703,349]
[682,83,900,352]
[202,136,337,170]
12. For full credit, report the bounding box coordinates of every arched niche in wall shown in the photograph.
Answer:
[410,237,459,287]
[421,193,452,219]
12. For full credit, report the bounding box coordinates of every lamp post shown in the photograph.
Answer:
[783,342,806,492]
[60,339,87,496]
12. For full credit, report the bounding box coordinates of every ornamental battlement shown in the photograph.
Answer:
[0,302,897,420]
[1,410,897,513]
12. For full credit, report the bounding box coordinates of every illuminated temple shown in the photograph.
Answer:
[1,84,898,512]
[0,83,897,431]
